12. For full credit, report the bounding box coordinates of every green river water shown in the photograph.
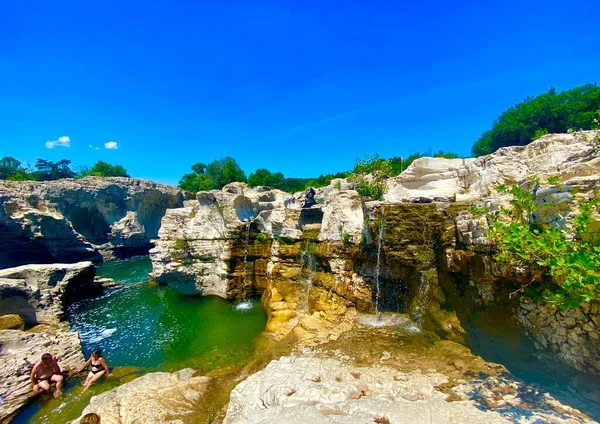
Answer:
[12,256,267,423]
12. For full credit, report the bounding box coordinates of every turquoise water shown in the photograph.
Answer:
[13,256,267,423]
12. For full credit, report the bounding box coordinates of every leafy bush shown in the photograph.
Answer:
[173,238,189,250]
[472,84,600,156]
[348,155,390,200]
[489,182,600,308]
[256,233,267,243]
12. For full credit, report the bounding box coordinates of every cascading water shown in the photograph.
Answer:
[411,271,430,328]
[235,221,253,311]
[374,206,385,315]
[299,242,316,313]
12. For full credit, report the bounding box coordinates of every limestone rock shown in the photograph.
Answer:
[385,130,600,202]
[0,261,98,325]
[0,326,85,420]
[0,177,184,268]
[72,368,212,424]
[224,356,590,424]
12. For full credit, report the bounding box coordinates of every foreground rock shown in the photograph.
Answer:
[224,355,592,424]
[0,261,98,325]
[0,177,184,269]
[72,368,212,424]
[0,326,85,420]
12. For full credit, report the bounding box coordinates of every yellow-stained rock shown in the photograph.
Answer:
[0,314,25,330]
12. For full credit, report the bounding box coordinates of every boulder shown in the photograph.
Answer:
[72,368,212,424]
[0,262,98,325]
[0,326,85,421]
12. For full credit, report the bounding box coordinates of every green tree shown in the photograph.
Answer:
[0,156,28,180]
[33,159,76,181]
[472,84,600,156]
[248,168,285,189]
[179,157,246,192]
[83,160,130,177]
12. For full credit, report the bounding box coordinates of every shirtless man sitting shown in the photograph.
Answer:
[30,353,64,398]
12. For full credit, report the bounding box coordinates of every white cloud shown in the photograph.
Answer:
[104,141,119,150]
[88,144,101,150]
[45,135,71,149]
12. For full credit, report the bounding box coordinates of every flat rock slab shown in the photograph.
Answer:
[72,368,212,424]
[224,356,594,424]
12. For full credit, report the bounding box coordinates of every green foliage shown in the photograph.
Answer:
[179,157,246,192]
[472,84,600,156]
[468,205,488,217]
[256,233,267,243]
[33,159,76,181]
[342,233,352,244]
[0,156,31,180]
[173,238,189,250]
[248,168,285,189]
[80,160,130,177]
[532,128,549,141]
[348,155,390,200]
[490,183,600,308]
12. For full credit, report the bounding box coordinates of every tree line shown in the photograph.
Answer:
[0,157,129,181]
[178,150,460,195]
[472,83,600,156]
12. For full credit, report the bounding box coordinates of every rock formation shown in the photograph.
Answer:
[0,177,184,269]
[0,261,99,325]
[224,356,591,424]
[150,130,600,376]
[71,368,212,424]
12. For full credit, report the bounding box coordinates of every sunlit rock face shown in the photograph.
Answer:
[0,261,99,325]
[72,368,212,424]
[0,177,184,269]
[151,131,600,373]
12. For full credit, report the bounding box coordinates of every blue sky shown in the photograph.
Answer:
[1,0,599,185]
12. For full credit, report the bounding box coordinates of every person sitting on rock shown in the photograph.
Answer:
[30,353,64,398]
[76,349,112,394]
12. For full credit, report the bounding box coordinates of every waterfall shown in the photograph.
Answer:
[299,242,316,314]
[242,222,251,297]
[374,206,385,315]
[236,221,253,311]
[411,271,430,326]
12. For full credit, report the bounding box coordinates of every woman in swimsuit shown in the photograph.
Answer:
[76,349,112,394]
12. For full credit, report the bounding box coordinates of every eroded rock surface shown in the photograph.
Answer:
[0,177,184,269]
[72,368,212,424]
[224,356,592,424]
[0,261,98,325]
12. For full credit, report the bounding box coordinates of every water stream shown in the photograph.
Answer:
[299,241,316,313]
[374,206,384,315]
[13,256,267,424]
[235,222,253,311]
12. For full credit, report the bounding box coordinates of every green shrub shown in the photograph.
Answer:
[489,183,600,308]
[173,238,189,250]
[256,233,267,243]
